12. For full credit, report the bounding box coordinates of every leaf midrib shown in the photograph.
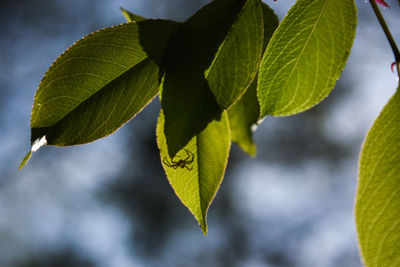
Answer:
[32,57,150,130]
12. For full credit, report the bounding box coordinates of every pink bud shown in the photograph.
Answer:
[376,0,391,8]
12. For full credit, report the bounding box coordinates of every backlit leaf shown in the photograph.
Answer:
[356,88,400,266]
[161,0,264,157]
[157,110,230,234]
[258,0,357,117]
[228,2,279,156]
[30,20,179,146]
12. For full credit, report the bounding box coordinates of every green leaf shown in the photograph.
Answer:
[258,0,357,117]
[29,20,179,147]
[19,151,32,170]
[228,2,279,156]
[157,110,231,234]
[120,7,147,22]
[161,0,264,157]
[228,80,258,156]
[356,88,400,266]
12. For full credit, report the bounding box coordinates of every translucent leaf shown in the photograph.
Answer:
[157,110,230,234]
[29,20,179,146]
[356,88,400,266]
[228,1,279,156]
[258,0,357,117]
[161,0,264,157]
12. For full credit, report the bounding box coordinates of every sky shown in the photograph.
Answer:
[0,1,399,266]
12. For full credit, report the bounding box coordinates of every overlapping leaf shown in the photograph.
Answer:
[157,110,230,234]
[356,88,400,266]
[161,0,264,157]
[19,19,179,169]
[228,80,258,156]
[228,2,278,156]
[30,20,178,146]
[258,0,357,117]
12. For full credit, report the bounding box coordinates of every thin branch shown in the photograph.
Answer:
[369,0,400,78]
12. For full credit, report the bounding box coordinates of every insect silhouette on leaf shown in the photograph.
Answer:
[163,149,194,170]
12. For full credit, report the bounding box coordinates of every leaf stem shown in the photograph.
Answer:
[369,0,400,78]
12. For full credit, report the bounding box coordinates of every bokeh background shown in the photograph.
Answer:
[0,0,399,266]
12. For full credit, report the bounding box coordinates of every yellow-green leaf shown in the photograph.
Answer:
[356,88,400,266]
[157,110,230,234]
[258,0,357,117]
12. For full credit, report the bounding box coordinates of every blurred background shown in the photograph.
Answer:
[0,0,399,266]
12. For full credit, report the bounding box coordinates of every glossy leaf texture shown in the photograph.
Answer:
[161,0,264,157]
[257,0,357,117]
[356,88,400,266]
[157,110,230,234]
[30,20,179,146]
[228,2,279,156]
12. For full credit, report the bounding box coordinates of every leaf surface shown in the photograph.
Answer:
[356,88,400,266]
[161,0,264,157]
[258,0,357,117]
[228,2,278,156]
[30,20,179,146]
[157,110,230,234]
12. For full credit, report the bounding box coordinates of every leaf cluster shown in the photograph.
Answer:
[24,0,387,250]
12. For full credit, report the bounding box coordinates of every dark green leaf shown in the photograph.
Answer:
[157,110,230,234]
[356,87,400,266]
[258,0,357,117]
[30,20,179,146]
[228,80,258,156]
[161,0,264,157]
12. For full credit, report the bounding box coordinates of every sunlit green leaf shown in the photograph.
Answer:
[356,88,400,266]
[228,1,278,156]
[157,110,230,234]
[120,7,147,22]
[258,0,357,117]
[161,0,264,157]
[30,20,179,146]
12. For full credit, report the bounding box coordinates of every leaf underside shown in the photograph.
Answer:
[157,110,230,234]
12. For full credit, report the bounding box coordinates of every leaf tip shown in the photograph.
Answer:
[19,151,32,170]
[19,135,47,170]
[199,219,208,235]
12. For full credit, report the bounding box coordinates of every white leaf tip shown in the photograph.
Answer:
[31,136,47,152]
